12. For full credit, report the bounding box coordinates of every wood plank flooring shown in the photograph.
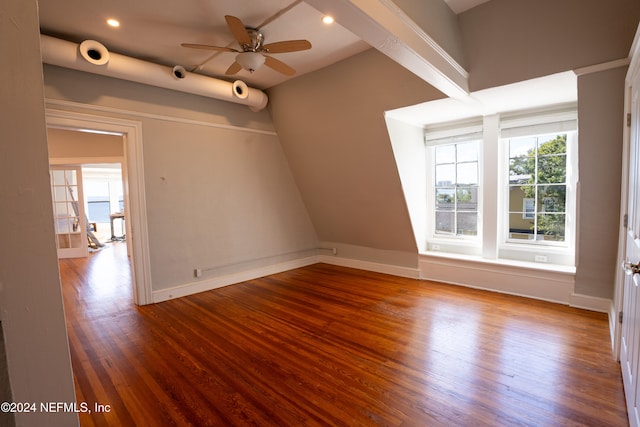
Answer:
[59,243,628,426]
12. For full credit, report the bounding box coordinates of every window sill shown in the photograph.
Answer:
[418,250,576,275]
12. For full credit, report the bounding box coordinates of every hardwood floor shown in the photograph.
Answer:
[59,243,628,426]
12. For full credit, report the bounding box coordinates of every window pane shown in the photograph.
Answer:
[435,211,454,234]
[436,188,455,210]
[538,154,566,183]
[65,170,77,185]
[510,137,536,158]
[509,185,535,213]
[538,185,566,212]
[509,157,534,179]
[431,141,481,240]
[457,162,478,185]
[457,187,478,210]
[508,213,534,239]
[538,134,567,151]
[457,141,479,162]
[457,212,478,236]
[435,145,455,164]
[435,164,455,186]
[538,214,565,241]
[51,170,65,186]
[88,199,111,223]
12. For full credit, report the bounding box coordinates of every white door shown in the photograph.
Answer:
[50,166,88,258]
[621,49,640,427]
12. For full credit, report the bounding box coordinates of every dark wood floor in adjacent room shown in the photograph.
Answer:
[59,243,628,426]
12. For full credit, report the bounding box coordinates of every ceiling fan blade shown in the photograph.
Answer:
[225,61,243,75]
[261,40,312,54]
[225,15,251,46]
[264,56,296,76]
[181,43,238,53]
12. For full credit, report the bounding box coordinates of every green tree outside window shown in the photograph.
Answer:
[509,135,567,241]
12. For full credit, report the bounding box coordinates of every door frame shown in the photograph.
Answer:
[613,25,640,360]
[46,108,153,305]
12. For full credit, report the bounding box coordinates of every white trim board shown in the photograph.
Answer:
[318,255,421,279]
[153,256,319,303]
[155,252,609,314]
[153,255,421,303]
[45,98,277,136]
[419,254,611,312]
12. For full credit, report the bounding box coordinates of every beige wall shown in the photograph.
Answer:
[43,65,318,291]
[393,0,467,68]
[267,48,444,267]
[0,1,78,426]
[48,128,124,160]
[459,0,640,91]
[575,66,627,298]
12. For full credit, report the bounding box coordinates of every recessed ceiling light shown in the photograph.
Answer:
[322,15,335,25]
[107,18,120,28]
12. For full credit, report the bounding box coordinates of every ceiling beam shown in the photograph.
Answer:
[305,0,469,98]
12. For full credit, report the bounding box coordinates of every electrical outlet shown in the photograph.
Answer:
[534,255,548,263]
[195,268,202,278]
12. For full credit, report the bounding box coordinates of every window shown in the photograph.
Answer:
[424,106,578,266]
[434,141,479,237]
[507,133,568,243]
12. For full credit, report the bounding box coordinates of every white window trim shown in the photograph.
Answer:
[498,112,578,266]
[425,120,483,255]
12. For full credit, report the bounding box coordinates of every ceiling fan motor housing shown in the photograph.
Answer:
[243,28,264,52]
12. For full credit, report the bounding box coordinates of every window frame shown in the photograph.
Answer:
[425,122,483,254]
[498,109,578,257]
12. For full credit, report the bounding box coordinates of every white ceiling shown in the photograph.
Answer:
[37,0,490,90]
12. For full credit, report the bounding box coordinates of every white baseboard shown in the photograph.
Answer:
[419,254,613,313]
[419,255,575,305]
[318,255,421,279]
[569,293,612,313]
[152,256,319,303]
[152,252,610,317]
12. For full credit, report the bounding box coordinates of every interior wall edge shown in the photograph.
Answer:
[45,98,278,137]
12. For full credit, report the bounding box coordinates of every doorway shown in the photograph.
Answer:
[46,108,152,305]
[83,163,126,244]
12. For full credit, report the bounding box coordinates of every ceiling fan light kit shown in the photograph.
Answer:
[236,51,266,73]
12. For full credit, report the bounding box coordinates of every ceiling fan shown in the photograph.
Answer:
[182,15,312,76]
